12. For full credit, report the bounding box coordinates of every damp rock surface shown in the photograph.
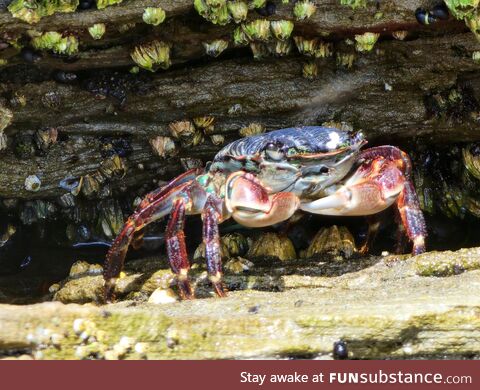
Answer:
[1,247,480,359]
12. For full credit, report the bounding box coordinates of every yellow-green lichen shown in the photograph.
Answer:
[8,0,78,24]
[142,7,166,26]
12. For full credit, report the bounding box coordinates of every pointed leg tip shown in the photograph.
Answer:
[178,279,194,300]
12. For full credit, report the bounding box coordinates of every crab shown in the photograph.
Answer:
[103,126,427,301]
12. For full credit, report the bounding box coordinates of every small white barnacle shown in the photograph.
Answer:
[25,175,41,192]
[326,131,341,150]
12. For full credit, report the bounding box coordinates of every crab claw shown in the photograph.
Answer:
[225,172,299,227]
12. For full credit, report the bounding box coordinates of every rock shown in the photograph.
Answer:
[247,233,296,261]
[1,247,480,359]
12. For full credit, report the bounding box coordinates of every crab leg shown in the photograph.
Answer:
[166,198,194,299]
[103,180,192,302]
[202,196,227,297]
[396,180,427,255]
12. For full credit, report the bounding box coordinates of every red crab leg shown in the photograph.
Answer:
[202,196,227,297]
[396,180,427,255]
[103,180,192,302]
[166,198,194,299]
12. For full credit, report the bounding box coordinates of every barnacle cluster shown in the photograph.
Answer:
[130,41,171,71]
[0,105,13,151]
[354,32,380,52]
[293,0,316,20]
[7,0,78,24]
[31,31,79,55]
[168,117,223,147]
[194,0,231,25]
[294,36,332,58]
[340,0,367,9]
[445,1,480,41]
[412,143,480,219]
[239,122,265,137]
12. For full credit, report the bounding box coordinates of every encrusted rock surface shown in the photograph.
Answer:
[1,247,480,359]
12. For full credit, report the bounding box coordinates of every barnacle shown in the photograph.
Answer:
[0,106,13,133]
[444,0,480,20]
[340,0,367,9]
[227,1,248,23]
[293,36,317,56]
[98,155,126,179]
[242,19,271,41]
[392,30,408,40]
[203,39,229,57]
[271,40,292,56]
[149,136,177,158]
[270,20,294,41]
[96,0,123,9]
[88,24,106,40]
[81,174,101,197]
[293,0,316,21]
[193,116,215,128]
[142,7,166,26]
[336,52,355,68]
[25,175,41,192]
[302,61,317,79]
[239,122,265,136]
[465,15,480,40]
[315,41,333,58]
[130,41,171,71]
[210,134,225,145]
[250,42,270,59]
[31,31,79,55]
[463,144,480,180]
[194,0,230,25]
[8,0,78,24]
[354,32,380,52]
[0,133,8,151]
[248,0,266,8]
[169,120,204,147]
[233,26,250,46]
[303,225,357,259]
[473,51,480,63]
[97,200,124,238]
[34,127,58,151]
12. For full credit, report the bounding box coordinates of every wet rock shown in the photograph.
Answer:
[415,247,480,276]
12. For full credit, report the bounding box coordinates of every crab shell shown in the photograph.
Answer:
[210,126,366,198]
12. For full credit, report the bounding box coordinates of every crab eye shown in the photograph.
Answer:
[265,143,284,161]
[319,166,329,174]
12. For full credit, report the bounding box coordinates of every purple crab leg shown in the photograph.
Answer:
[396,180,427,255]
[103,180,192,302]
[202,196,227,297]
[166,198,194,299]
